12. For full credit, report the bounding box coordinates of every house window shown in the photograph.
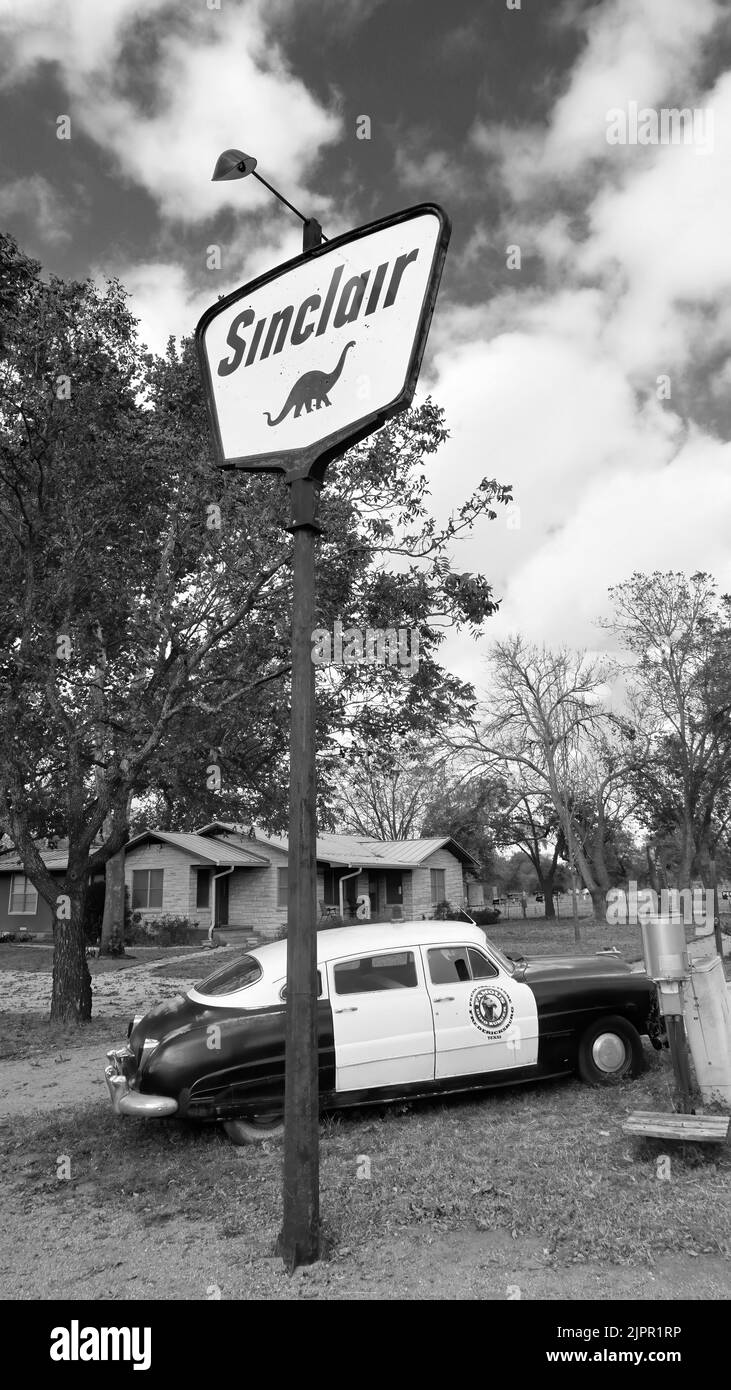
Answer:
[384,871,403,905]
[277,866,288,908]
[196,869,211,909]
[430,868,445,905]
[8,873,38,915]
[132,869,164,910]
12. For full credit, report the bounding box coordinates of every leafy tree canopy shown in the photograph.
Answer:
[0,233,512,1018]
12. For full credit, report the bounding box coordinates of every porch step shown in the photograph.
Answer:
[623,1111,729,1142]
[215,928,262,948]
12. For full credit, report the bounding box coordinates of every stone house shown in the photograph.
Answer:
[0,842,106,938]
[0,848,68,936]
[124,823,479,941]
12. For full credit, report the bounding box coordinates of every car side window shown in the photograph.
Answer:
[333,951,418,995]
[428,946,499,983]
[468,947,498,980]
[428,947,472,984]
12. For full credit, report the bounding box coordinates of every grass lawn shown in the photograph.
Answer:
[489,916,647,962]
[2,1045,729,1269]
[0,943,208,975]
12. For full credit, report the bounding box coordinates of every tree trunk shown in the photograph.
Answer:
[540,867,556,919]
[100,848,126,955]
[646,844,660,896]
[590,887,606,924]
[51,888,92,1022]
[678,826,693,890]
[707,847,723,957]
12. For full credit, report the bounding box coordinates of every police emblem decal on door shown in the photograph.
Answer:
[469,986,514,1036]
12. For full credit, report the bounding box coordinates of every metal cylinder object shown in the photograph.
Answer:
[640,913,688,981]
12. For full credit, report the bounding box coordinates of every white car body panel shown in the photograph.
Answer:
[327,947,434,1091]
[423,941,539,1076]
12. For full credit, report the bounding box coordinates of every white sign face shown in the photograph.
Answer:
[196,204,450,475]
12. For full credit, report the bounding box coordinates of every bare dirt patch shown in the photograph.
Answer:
[0,947,230,1117]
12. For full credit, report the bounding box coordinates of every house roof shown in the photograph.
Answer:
[124,831,270,868]
[196,823,480,873]
[0,828,480,875]
[0,834,109,874]
[0,851,70,873]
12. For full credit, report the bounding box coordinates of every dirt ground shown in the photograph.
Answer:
[3,1191,730,1301]
[0,950,203,1117]
[1,949,729,1301]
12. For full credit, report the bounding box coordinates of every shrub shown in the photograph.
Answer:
[124,905,147,945]
[468,906,502,926]
[431,901,498,924]
[135,914,201,947]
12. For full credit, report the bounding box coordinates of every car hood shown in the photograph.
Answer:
[512,954,640,984]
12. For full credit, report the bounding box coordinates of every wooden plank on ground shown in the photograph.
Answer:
[623,1111,729,1142]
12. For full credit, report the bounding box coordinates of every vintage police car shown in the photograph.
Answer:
[105,922,659,1143]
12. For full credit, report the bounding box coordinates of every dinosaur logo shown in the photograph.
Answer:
[469,985,514,1036]
[263,341,356,427]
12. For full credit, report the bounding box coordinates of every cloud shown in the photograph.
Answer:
[471,0,726,195]
[0,0,342,223]
[0,174,74,243]
[491,432,731,649]
[571,71,731,378]
[415,0,731,686]
[112,218,305,355]
[393,143,469,201]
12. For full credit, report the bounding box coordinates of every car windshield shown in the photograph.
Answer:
[195,953,263,995]
[483,938,515,976]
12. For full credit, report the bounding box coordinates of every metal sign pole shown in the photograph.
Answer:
[278,219,323,1270]
[195,193,451,1267]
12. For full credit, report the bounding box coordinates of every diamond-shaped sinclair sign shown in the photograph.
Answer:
[195,203,450,480]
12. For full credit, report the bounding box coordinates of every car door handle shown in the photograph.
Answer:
[433,995,455,1003]
[334,1006,358,1014]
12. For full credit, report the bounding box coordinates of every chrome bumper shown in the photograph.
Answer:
[105,1047,178,1118]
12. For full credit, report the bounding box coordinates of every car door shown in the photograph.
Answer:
[328,947,435,1093]
[422,942,538,1079]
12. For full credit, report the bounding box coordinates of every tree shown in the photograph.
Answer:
[487,784,568,918]
[421,773,500,878]
[455,637,647,929]
[605,573,731,897]
[0,234,513,1020]
[330,744,444,840]
[604,572,731,953]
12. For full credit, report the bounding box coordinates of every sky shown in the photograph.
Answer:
[1,0,731,686]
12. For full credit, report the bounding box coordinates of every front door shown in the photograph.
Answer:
[215,875,229,927]
[384,871,403,911]
[328,948,434,1092]
[422,942,538,1078]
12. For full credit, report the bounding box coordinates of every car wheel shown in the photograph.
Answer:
[577,1015,644,1085]
[223,1116,285,1145]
